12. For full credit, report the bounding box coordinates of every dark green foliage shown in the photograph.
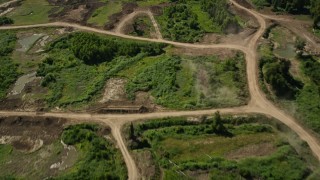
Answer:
[301,56,320,84]
[160,3,204,42]
[68,33,165,65]
[260,54,302,98]
[251,0,320,27]
[296,84,320,132]
[200,0,240,33]
[0,57,19,99]
[0,32,17,56]
[127,116,312,179]
[126,56,181,106]
[58,124,127,180]
[37,32,166,107]
[295,38,306,51]
[238,146,310,179]
[0,32,19,100]
[295,56,320,132]
[0,17,13,26]
[212,112,228,135]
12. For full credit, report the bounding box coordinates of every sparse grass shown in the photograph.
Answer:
[6,0,56,25]
[0,141,66,179]
[87,1,122,26]
[122,53,248,109]
[126,115,318,179]
[158,133,276,162]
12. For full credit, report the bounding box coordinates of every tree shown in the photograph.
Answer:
[212,111,225,134]
[129,122,135,140]
[295,39,306,51]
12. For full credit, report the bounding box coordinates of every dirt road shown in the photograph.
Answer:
[115,10,163,39]
[1,0,320,179]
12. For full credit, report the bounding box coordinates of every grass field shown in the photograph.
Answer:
[125,115,320,180]
[0,141,67,179]
[6,0,55,25]
[87,1,122,26]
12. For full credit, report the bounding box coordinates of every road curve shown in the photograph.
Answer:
[0,0,320,179]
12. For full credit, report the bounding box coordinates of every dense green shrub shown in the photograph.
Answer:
[68,33,165,65]
[0,32,17,56]
[37,32,166,107]
[160,3,204,42]
[126,55,181,105]
[0,17,13,26]
[200,0,240,33]
[0,32,19,100]
[0,57,19,99]
[59,124,127,180]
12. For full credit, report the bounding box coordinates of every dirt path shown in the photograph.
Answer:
[114,10,163,39]
[1,1,320,179]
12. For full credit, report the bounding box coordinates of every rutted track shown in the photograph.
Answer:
[1,0,320,179]
[115,10,163,39]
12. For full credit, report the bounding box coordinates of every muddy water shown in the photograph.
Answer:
[17,34,44,52]
[10,72,36,95]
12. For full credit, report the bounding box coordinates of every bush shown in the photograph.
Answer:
[0,17,13,26]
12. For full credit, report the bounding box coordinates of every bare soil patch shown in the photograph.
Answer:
[170,46,237,59]
[100,78,128,103]
[0,116,66,152]
[226,142,276,160]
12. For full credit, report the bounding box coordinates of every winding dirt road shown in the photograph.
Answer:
[115,10,163,39]
[1,0,320,179]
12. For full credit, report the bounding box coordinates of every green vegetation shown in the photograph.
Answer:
[0,123,126,179]
[250,0,320,28]
[125,115,318,179]
[200,0,240,33]
[157,3,203,42]
[0,17,14,26]
[0,32,19,99]
[130,16,154,37]
[259,26,320,134]
[121,53,248,109]
[88,1,122,26]
[157,0,241,42]
[6,0,55,25]
[56,124,127,179]
[37,32,165,107]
